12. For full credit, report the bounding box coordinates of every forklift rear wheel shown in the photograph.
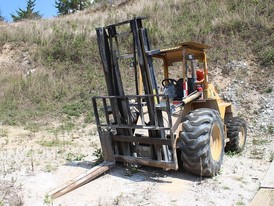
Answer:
[225,117,247,153]
[180,109,225,177]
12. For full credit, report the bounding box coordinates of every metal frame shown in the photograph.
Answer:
[94,18,178,170]
[92,94,177,170]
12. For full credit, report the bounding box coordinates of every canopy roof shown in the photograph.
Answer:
[153,41,211,66]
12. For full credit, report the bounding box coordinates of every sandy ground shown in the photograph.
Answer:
[0,120,273,206]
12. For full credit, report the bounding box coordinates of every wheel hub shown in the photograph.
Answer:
[210,124,222,161]
[238,126,246,148]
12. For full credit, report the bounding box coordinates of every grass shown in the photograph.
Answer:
[0,128,8,137]
[226,151,238,157]
[250,148,264,159]
[65,152,86,161]
[270,151,274,162]
[222,185,230,190]
[43,193,53,205]
[24,123,41,133]
[236,200,245,206]
[0,0,273,125]
[93,148,103,165]
[113,193,123,205]
[267,124,274,134]
[259,124,274,135]
[45,120,76,139]
[265,87,273,93]
[37,139,73,147]
[44,164,55,172]
[252,138,270,146]
[124,164,139,176]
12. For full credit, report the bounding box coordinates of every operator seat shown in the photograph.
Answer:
[174,69,205,99]
[174,78,184,100]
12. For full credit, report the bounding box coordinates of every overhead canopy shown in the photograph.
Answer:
[153,41,211,66]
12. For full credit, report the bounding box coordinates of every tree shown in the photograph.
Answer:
[0,9,5,22]
[55,0,91,16]
[11,0,42,22]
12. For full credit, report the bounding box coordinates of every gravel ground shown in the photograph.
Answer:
[0,59,273,206]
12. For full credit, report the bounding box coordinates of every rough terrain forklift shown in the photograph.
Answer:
[92,17,247,177]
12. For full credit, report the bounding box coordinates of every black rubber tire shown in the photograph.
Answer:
[225,117,247,153]
[180,109,225,177]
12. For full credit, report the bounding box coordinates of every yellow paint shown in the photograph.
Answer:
[153,89,158,104]
[152,41,232,121]
[206,83,232,120]
[203,52,209,90]
[138,66,143,95]
[210,124,223,161]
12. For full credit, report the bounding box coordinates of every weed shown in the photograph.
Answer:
[218,168,224,175]
[44,164,55,172]
[62,103,84,117]
[65,152,86,161]
[125,164,139,176]
[89,127,98,136]
[3,138,9,145]
[26,149,34,157]
[222,186,230,190]
[0,128,8,137]
[260,46,274,67]
[252,138,269,145]
[37,139,73,147]
[267,124,274,134]
[226,151,237,156]
[113,193,123,205]
[50,121,76,135]
[259,124,265,130]
[93,148,103,165]
[24,123,40,133]
[61,121,76,132]
[57,149,64,154]
[265,87,273,93]
[250,148,264,159]
[270,151,274,162]
[43,193,53,205]
[236,199,245,206]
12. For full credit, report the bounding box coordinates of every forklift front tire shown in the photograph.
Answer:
[180,109,225,177]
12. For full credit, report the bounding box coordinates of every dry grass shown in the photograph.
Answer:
[0,0,273,125]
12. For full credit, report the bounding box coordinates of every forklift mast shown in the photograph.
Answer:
[96,17,159,123]
[93,17,178,170]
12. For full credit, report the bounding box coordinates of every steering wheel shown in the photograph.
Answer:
[162,78,178,88]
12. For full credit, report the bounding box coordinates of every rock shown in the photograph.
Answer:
[0,181,22,206]
[223,60,248,74]
[266,109,272,114]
